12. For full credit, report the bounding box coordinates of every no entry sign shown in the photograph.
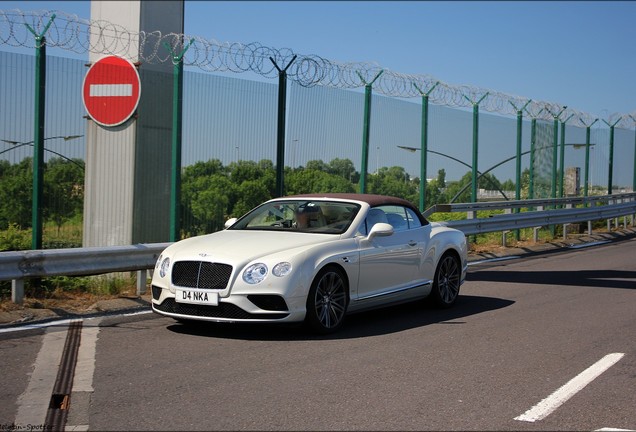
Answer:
[82,55,141,127]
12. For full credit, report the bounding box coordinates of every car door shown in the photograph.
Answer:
[355,206,421,304]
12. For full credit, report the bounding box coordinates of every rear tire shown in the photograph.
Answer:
[429,253,461,308]
[305,267,348,334]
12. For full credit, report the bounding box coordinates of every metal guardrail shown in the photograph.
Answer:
[0,243,170,304]
[444,200,636,236]
[421,192,636,217]
[1,193,635,304]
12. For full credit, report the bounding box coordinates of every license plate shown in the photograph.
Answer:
[175,288,219,306]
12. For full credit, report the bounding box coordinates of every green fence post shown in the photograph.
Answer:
[602,117,621,195]
[164,39,194,242]
[545,106,567,202]
[529,117,537,200]
[523,107,544,211]
[24,14,55,250]
[413,81,439,212]
[463,93,489,204]
[630,115,636,193]
[580,118,598,200]
[559,114,574,198]
[509,100,531,240]
[271,55,297,197]
[357,70,383,194]
[545,106,566,237]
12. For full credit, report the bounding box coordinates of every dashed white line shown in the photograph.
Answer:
[515,353,625,422]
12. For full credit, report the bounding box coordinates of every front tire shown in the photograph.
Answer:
[305,267,348,334]
[430,253,461,308]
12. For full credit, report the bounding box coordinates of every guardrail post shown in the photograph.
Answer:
[136,269,147,295]
[12,279,24,304]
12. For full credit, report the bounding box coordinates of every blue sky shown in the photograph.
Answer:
[2,0,635,117]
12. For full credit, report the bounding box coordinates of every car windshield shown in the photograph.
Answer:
[229,200,361,234]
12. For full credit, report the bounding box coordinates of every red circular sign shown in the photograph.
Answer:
[82,55,141,127]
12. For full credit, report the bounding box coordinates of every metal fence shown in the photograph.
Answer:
[1,9,636,251]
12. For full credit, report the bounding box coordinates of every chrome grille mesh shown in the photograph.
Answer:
[172,261,232,290]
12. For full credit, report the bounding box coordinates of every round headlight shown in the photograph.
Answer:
[243,263,268,284]
[272,262,292,277]
[159,257,170,278]
[155,254,163,269]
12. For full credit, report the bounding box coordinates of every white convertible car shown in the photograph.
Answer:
[151,193,467,333]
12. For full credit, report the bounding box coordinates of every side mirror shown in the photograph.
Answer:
[224,218,238,229]
[367,222,394,240]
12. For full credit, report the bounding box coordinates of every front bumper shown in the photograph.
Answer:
[151,285,307,323]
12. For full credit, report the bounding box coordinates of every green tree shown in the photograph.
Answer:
[43,158,85,234]
[436,168,446,188]
[182,159,226,178]
[182,174,235,235]
[327,158,358,183]
[286,169,355,195]
[501,179,515,191]
[305,160,328,172]
[0,158,33,229]
[232,180,271,217]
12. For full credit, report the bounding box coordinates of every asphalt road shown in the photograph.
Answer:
[1,237,634,431]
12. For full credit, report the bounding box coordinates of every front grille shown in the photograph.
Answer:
[172,261,232,289]
[153,298,289,320]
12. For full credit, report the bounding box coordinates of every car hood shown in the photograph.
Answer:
[164,230,336,263]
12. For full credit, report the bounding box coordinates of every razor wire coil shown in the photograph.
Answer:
[1,8,633,128]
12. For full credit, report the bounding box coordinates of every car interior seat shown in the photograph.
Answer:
[386,213,407,231]
[365,208,388,231]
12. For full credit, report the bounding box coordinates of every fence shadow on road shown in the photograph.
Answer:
[467,269,636,290]
[166,294,514,341]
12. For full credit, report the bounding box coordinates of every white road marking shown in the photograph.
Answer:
[468,256,520,266]
[66,318,102,431]
[0,309,153,335]
[595,428,635,431]
[0,318,77,334]
[567,240,611,249]
[89,83,132,97]
[72,320,101,393]
[14,323,70,426]
[515,353,625,422]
